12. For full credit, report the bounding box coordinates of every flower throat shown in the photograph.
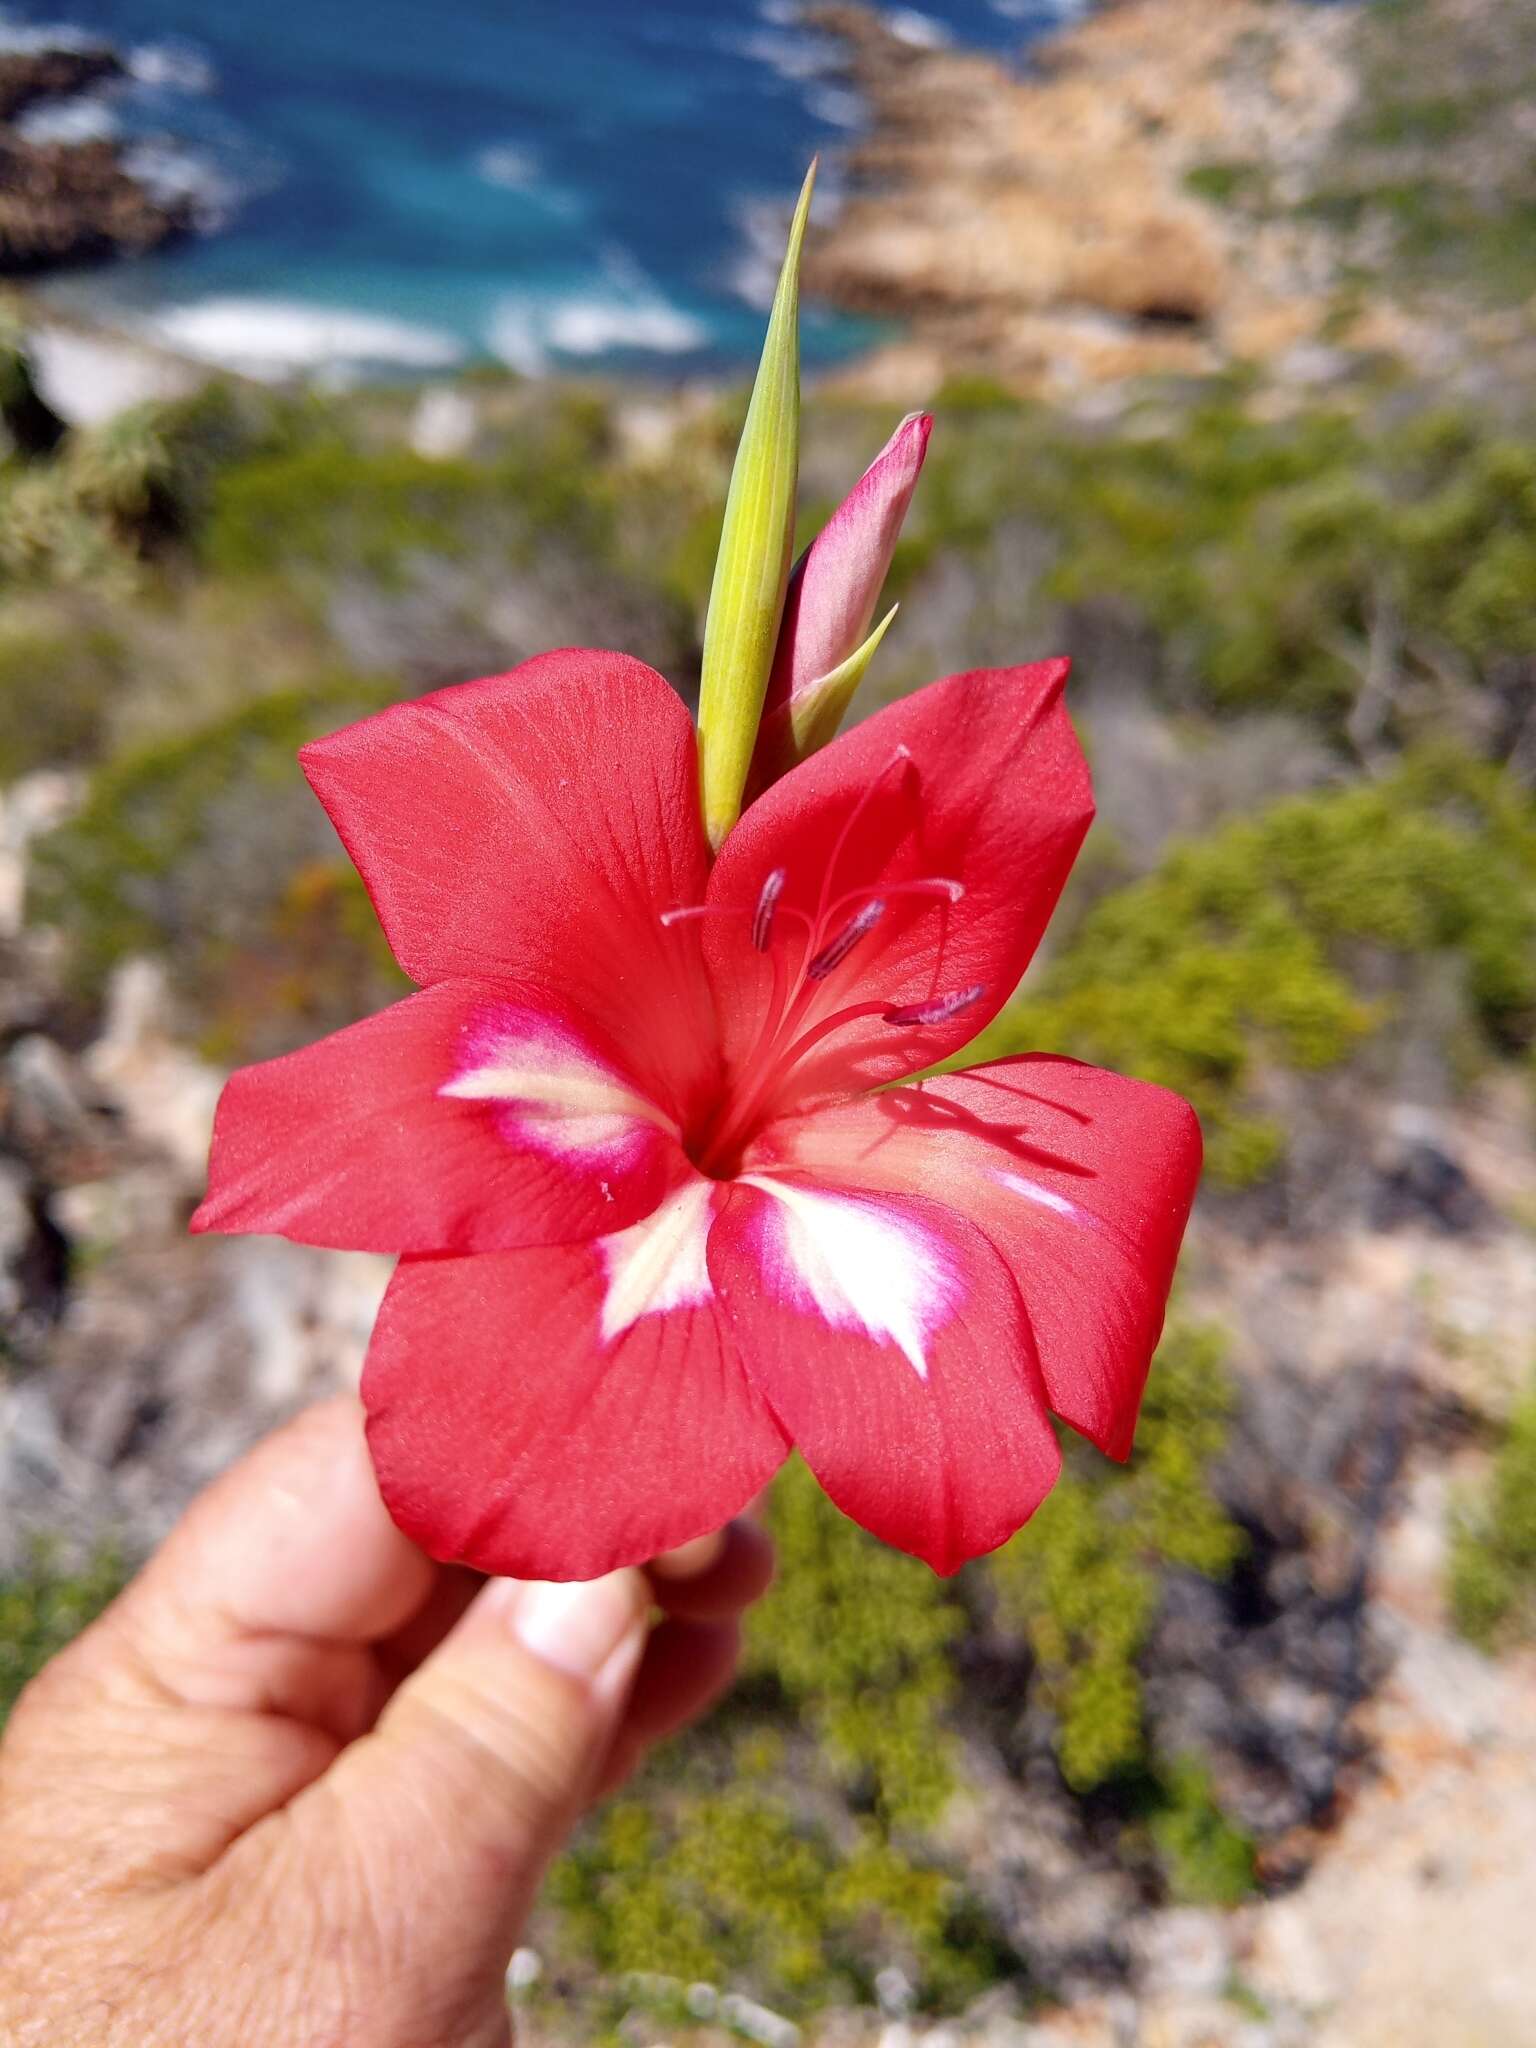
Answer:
[662,749,984,1177]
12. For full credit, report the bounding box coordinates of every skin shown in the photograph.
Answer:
[0,1397,774,2048]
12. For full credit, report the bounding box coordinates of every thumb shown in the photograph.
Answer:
[281,1570,649,2016]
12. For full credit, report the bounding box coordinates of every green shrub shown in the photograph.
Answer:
[28,680,407,1056]
[0,621,127,781]
[549,1460,988,2015]
[1146,1756,1258,1907]
[974,753,1536,1182]
[548,1758,996,2018]
[549,1319,1247,2011]
[985,1319,1242,1790]
[1184,161,1266,206]
[746,1457,963,1829]
[205,442,500,582]
[903,393,1536,732]
[1448,1376,1536,1650]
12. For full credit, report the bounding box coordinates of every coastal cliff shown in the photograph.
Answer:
[804,0,1536,402]
[0,42,193,274]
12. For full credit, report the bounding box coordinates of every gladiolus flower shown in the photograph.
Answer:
[193,648,1201,1579]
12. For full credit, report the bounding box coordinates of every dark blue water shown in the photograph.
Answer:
[3,0,1086,376]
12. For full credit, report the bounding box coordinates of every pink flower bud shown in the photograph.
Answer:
[762,408,932,735]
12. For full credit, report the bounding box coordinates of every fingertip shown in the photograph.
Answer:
[623,1615,742,1748]
[649,1527,728,1581]
[647,1519,775,1622]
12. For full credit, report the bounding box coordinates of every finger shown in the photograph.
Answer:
[646,1518,775,1622]
[269,1568,651,2013]
[591,1615,742,1803]
[375,1564,485,1688]
[123,1397,437,1679]
[3,1399,441,1880]
[624,1616,742,1746]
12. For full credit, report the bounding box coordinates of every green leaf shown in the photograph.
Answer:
[696,160,816,850]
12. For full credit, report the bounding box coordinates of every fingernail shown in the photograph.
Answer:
[511,1571,644,1681]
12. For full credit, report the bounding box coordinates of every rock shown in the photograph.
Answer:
[0,42,195,275]
[0,134,195,274]
[25,319,202,429]
[0,1153,67,1357]
[1131,1910,1235,2002]
[6,1229,388,1562]
[1246,1669,1536,2046]
[803,0,1358,402]
[83,957,225,1189]
[1370,1136,1493,1236]
[409,384,478,460]
[0,44,124,126]
[506,1947,543,1993]
[874,1969,915,2019]
[0,769,82,940]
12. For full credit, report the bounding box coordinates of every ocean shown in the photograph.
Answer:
[3,0,1088,379]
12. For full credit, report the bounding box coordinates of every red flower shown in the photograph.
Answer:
[193,649,1200,1578]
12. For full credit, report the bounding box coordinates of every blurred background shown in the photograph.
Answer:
[2,2,1535,2043]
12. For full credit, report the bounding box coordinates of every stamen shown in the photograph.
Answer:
[884,983,986,1027]
[822,876,964,926]
[752,868,786,952]
[815,744,916,932]
[660,904,731,928]
[807,898,884,980]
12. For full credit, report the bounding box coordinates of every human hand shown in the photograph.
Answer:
[0,1397,773,2047]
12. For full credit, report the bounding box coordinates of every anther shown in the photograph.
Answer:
[884,983,986,1027]
[752,868,786,952]
[807,898,884,980]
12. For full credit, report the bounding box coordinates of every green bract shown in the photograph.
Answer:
[696,160,816,850]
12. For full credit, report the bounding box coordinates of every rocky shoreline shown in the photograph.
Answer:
[799,0,1536,406]
[0,40,194,275]
[801,0,1360,399]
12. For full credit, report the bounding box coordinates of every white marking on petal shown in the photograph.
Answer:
[442,1007,675,1166]
[739,1174,959,1379]
[994,1170,1101,1230]
[598,1178,715,1342]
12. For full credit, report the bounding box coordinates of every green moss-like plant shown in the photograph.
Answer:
[1146,1756,1258,1908]
[0,1543,125,1731]
[0,621,127,782]
[746,1456,963,1829]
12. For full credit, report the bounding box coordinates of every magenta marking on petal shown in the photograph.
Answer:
[441,1002,677,1168]
[596,1178,715,1341]
[740,1174,960,1379]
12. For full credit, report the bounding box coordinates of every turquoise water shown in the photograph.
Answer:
[4,0,1086,376]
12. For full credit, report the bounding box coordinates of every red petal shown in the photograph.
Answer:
[299,650,717,1124]
[708,1179,1061,1574]
[364,1179,790,1579]
[192,981,686,1253]
[706,662,1092,1106]
[751,1056,1203,1459]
